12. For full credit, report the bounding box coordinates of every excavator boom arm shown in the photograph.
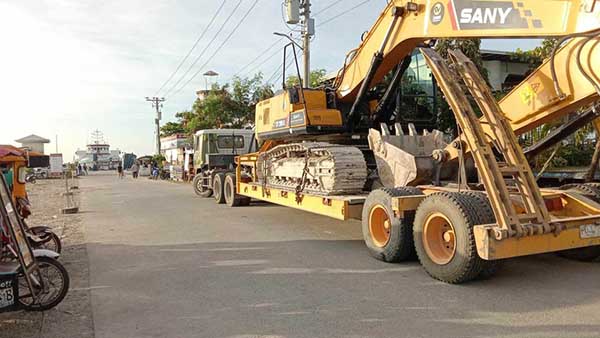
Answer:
[336,0,600,102]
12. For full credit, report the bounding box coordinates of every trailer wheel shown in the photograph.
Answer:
[193,172,213,198]
[583,182,600,190]
[213,173,226,204]
[461,191,500,279]
[362,187,422,263]
[224,173,251,207]
[559,184,600,202]
[413,192,487,284]
[558,246,600,262]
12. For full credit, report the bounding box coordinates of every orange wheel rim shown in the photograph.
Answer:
[369,205,391,248]
[423,212,456,265]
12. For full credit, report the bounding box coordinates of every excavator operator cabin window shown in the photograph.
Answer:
[397,50,437,129]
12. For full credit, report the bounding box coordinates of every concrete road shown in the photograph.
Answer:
[81,173,600,338]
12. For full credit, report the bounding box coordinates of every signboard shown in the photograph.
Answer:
[0,275,18,312]
[49,153,63,177]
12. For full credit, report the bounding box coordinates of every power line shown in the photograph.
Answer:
[163,0,244,98]
[317,0,374,27]
[169,0,261,98]
[266,50,302,85]
[313,0,344,17]
[154,1,227,96]
[243,47,282,78]
[231,37,284,78]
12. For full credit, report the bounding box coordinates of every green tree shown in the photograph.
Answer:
[511,38,559,69]
[229,74,274,127]
[160,121,185,137]
[173,73,275,135]
[286,69,327,88]
[433,39,488,135]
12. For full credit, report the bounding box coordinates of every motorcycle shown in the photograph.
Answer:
[25,173,36,184]
[16,197,62,254]
[0,174,69,312]
[33,168,48,179]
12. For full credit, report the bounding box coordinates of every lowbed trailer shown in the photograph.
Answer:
[233,154,600,261]
[195,0,600,284]
[210,48,600,284]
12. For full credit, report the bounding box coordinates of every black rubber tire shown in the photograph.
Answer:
[583,182,600,190]
[558,246,600,262]
[193,173,213,198]
[18,256,70,311]
[362,187,423,263]
[413,192,488,284]
[560,184,600,266]
[29,231,62,254]
[461,191,500,279]
[213,173,226,204]
[559,183,600,202]
[224,174,251,207]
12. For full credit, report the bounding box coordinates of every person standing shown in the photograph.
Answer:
[83,163,89,175]
[77,163,82,176]
[117,163,124,179]
[131,161,139,179]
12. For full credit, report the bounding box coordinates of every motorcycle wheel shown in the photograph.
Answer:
[30,231,62,254]
[18,256,70,311]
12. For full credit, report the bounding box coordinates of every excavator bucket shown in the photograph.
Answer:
[368,123,447,187]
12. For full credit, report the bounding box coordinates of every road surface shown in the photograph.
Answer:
[81,173,600,338]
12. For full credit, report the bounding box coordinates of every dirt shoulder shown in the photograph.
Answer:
[0,177,94,338]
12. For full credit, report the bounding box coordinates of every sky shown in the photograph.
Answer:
[0,0,541,160]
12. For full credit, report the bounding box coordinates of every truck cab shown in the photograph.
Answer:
[192,129,255,174]
[192,129,256,198]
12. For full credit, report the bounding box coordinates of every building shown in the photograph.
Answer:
[160,134,191,180]
[481,49,532,92]
[15,134,50,154]
[160,134,190,164]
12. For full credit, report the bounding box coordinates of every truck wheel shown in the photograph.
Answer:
[558,246,600,262]
[213,173,226,204]
[224,173,251,207]
[193,173,213,198]
[362,187,423,263]
[413,192,487,284]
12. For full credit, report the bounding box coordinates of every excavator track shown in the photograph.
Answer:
[257,142,368,195]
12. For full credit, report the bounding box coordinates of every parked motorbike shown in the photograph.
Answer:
[25,173,36,184]
[16,198,62,253]
[33,168,48,179]
[0,175,69,312]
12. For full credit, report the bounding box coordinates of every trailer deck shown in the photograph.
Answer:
[238,182,366,220]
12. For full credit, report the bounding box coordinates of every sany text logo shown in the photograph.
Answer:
[448,0,530,30]
[459,7,513,25]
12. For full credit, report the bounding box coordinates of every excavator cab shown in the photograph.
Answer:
[254,86,344,141]
[254,40,346,142]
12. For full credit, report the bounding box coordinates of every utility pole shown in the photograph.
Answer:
[301,0,313,88]
[145,96,165,155]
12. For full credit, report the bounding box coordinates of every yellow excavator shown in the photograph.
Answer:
[215,0,600,283]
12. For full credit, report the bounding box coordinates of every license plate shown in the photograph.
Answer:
[580,224,600,239]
